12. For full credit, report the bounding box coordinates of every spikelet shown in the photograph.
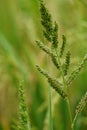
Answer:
[39,0,60,68]
[51,56,60,69]
[11,118,18,130]
[36,65,67,99]
[63,51,71,76]
[36,40,60,69]
[76,92,87,114]
[66,54,87,86]
[52,22,58,48]
[51,48,60,69]
[40,0,53,41]
[60,35,66,57]
[51,22,60,69]
[36,40,53,56]
[18,80,31,130]
[72,92,87,128]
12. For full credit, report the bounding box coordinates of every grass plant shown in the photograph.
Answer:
[0,0,87,130]
[35,0,87,130]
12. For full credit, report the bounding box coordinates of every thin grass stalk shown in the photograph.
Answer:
[55,48,73,130]
[48,84,53,130]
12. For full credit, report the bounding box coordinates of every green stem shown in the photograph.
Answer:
[66,98,73,130]
[47,55,53,130]
[55,49,73,130]
[48,84,53,130]
[71,114,78,129]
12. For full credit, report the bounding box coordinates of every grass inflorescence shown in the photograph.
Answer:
[35,0,87,130]
[18,80,31,130]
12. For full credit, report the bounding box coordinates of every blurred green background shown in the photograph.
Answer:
[0,0,87,130]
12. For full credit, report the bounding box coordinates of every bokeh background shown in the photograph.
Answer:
[0,0,87,130]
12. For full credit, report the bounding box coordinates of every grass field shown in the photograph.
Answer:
[0,0,87,130]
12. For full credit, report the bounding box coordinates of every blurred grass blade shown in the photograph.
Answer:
[0,32,27,75]
[79,0,87,7]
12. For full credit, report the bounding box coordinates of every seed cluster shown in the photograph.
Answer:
[36,1,87,128]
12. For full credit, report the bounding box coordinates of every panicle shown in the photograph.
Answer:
[66,54,87,86]
[52,22,58,48]
[36,65,67,99]
[40,0,53,41]
[72,92,87,128]
[60,35,66,57]
[63,51,71,76]
[18,81,31,130]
